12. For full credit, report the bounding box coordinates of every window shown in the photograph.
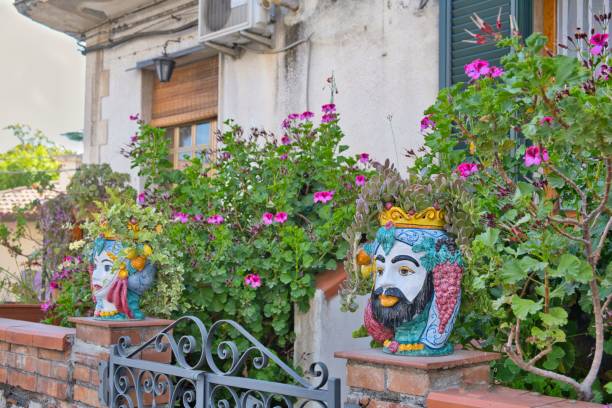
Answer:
[439,0,533,88]
[556,0,611,55]
[165,120,216,169]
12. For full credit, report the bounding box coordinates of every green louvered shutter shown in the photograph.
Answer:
[440,0,533,88]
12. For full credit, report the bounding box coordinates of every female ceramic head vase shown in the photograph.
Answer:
[91,236,156,320]
[360,206,463,356]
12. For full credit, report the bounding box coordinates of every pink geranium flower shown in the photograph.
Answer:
[129,113,140,121]
[194,214,204,222]
[524,146,549,167]
[355,175,366,186]
[41,302,54,313]
[321,103,336,113]
[207,214,224,225]
[321,113,337,123]
[590,33,608,55]
[313,191,334,204]
[244,273,262,288]
[300,111,314,120]
[490,66,504,78]
[274,212,288,224]
[359,153,369,163]
[281,135,292,145]
[539,116,553,125]
[280,153,288,160]
[173,212,190,223]
[455,162,479,179]
[420,115,435,131]
[137,192,146,205]
[465,59,490,79]
[262,212,274,225]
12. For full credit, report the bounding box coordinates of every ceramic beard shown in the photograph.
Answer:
[91,237,156,320]
[362,207,464,356]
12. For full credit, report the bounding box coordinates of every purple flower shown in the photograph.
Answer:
[420,115,435,131]
[321,113,337,123]
[465,59,490,80]
[490,66,504,78]
[524,146,549,167]
[262,212,274,225]
[358,153,370,163]
[321,103,336,113]
[313,191,334,204]
[194,214,204,222]
[282,118,292,129]
[455,162,479,179]
[589,33,608,55]
[244,273,262,288]
[300,111,314,120]
[207,214,224,225]
[49,281,59,290]
[130,134,138,143]
[137,192,146,205]
[40,302,53,313]
[129,113,140,121]
[173,212,190,223]
[355,175,366,186]
[596,64,610,80]
[281,135,292,145]
[274,212,288,224]
[280,154,288,160]
[287,113,300,120]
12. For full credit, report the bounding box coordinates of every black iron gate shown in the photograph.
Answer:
[98,316,341,408]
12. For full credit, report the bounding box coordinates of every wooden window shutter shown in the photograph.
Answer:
[151,56,218,128]
[439,0,533,88]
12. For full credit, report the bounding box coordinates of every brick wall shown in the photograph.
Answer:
[0,317,172,408]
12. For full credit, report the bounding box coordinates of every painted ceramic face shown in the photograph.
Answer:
[374,240,427,303]
[92,250,118,313]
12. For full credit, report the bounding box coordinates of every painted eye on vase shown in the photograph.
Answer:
[399,266,414,276]
[376,266,384,276]
[104,265,111,272]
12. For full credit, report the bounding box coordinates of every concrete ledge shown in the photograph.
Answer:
[0,318,74,351]
[427,386,605,407]
[68,316,174,328]
[334,348,500,370]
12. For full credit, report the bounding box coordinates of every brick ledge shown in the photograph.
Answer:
[0,318,74,351]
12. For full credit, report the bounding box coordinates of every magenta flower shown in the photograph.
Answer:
[387,341,400,353]
[137,192,146,205]
[173,212,190,223]
[313,191,334,204]
[281,135,292,145]
[207,214,224,225]
[321,103,336,113]
[49,281,59,290]
[464,59,490,80]
[590,33,608,55]
[130,134,138,143]
[420,114,435,131]
[300,111,314,120]
[524,146,549,167]
[455,162,479,179]
[321,113,337,123]
[596,64,610,80]
[280,153,288,160]
[359,153,370,163]
[244,273,262,289]
[194,214,204,222]
[281,119,292,129]
[274,212,288,224]
[262,212,274,225]
[129,113,140,121]
[287,113,299,120]
[539,116,553,125]
[355,175,366,186]
[490,66,504,78]
[40,302,53,313]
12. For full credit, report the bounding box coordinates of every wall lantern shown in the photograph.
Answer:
[153,40,180,83]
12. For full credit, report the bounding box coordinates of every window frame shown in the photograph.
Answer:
[165,119,217,169]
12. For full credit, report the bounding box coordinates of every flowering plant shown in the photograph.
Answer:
[128,104,372,378]
[414,13,611,402]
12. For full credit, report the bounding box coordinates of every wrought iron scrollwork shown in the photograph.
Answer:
[102,316,340,408]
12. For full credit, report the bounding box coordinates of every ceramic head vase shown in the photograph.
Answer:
[360,206,463,356]
[91,236,156,320]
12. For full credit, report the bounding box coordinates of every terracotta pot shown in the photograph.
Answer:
[0,303,44,322]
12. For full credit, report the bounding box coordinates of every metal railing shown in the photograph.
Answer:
[98,316,341,408]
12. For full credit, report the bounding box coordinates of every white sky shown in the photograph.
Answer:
[0,0,85,153]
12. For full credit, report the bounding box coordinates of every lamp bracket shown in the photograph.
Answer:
[204,41,242,58]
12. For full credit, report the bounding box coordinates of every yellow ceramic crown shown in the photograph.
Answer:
[379,206,445,230]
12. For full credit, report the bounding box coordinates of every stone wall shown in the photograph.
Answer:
[0,317,171,408]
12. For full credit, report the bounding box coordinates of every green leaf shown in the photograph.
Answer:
[511,295,542,319]
[543,346,565,370]
[540,307,568,327]
[552,254,592,283]
[502,260,526,283]
[475,228,500,247]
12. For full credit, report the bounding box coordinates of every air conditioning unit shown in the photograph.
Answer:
[198,0,273,46]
